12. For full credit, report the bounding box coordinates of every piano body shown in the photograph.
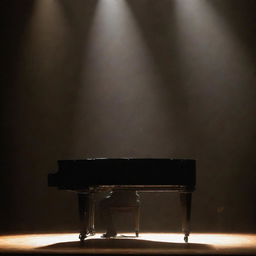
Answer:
[48,158,196,242]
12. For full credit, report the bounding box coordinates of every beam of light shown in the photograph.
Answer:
[174,0,254,99]
[70,0,165,156]
[21,0,70,67]
[172,0,256,162]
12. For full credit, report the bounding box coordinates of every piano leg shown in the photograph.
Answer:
[88,192,96,236]
[180,192,192,243]
[78,193,90,242]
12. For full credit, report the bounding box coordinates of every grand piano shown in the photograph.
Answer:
[48,158,196,242]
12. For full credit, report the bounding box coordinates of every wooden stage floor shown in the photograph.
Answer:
[0,233,256,255]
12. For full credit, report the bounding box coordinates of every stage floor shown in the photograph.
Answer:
[0,233,256,255]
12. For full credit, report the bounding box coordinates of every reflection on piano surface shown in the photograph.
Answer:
[48,158,196,242]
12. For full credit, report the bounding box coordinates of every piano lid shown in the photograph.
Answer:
[48,158,196,190]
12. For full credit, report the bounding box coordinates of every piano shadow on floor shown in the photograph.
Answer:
[38,238,213,251]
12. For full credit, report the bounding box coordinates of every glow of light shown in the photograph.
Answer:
[1,233,256,252]
[140,233,256,248]
[0,233,78,250]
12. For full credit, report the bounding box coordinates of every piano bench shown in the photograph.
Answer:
[109,205,140,237]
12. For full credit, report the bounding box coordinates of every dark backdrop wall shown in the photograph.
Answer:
[1,0,256,233]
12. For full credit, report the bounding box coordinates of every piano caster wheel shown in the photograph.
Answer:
[79,233,87,242]
[90,230,96,236]
[184,235,188,243]
[135,231,139,237]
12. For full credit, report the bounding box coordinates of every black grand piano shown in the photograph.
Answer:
[48,158,196,242]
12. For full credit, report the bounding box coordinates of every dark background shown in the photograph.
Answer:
[1,0,256,234]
